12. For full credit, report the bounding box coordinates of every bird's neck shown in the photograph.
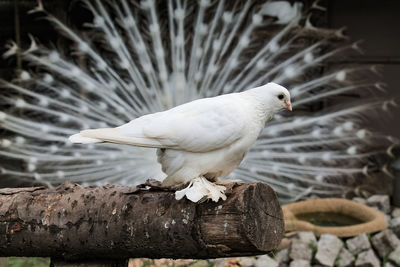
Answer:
[240,89,278,124]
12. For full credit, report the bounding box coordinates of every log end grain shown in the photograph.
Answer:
[197,183,284,258]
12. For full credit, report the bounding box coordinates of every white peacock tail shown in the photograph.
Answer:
[0,0,397,202]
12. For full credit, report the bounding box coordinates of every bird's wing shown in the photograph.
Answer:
[80,95,247,152]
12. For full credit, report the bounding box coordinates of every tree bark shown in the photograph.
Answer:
[0,181,283,260]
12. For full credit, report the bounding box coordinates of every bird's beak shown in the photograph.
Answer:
[285,100,292,111]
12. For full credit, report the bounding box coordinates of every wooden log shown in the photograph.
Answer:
[0,181,283,260]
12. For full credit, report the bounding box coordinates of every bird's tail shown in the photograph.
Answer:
[69,133,103,144]
[69,128,119,144]
[69,128,165,148]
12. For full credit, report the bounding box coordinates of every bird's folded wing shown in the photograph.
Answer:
[80,98,246,152]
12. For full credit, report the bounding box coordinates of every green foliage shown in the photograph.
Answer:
[6,257,49,267]
[309,239,318,263]
[334,257,340,267]
[267,247,279,259]
[382,253,389,265]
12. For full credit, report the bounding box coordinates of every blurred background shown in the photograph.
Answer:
[329,0,400,137]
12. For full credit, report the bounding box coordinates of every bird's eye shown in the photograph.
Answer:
[278,94,284,100]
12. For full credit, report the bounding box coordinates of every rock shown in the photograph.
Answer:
[289,239,313,261]
[392,207,400,218]
[384,263,395,267]
[214,258,237,267]
[389,246,400,267]
[213,258,228,267]
[298,231,317,245]
[390,217,400,238]
[384,214,392,225]
[355,249,380,267]
[355,187,375,199]
[353,197,367,205]
[191,260,217,267]
[289,259,311,267]
[346,234,371,255]
[238,257,256,267]
[279,237,292,250]
[275,248,290,264]
[371,229,400,258]
[367,195,391,214]
[337,248,355,267]
[254,255,278,267]
[315,234,343,267]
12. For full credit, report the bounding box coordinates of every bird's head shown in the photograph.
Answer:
[253,82,292,112]
[269,82,292,111]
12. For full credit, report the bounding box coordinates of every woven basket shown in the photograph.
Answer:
[282,198,387,237]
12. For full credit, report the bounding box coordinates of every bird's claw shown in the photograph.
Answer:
[175,177,227,203]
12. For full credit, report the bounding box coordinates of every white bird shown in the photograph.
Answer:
[69,82,292,202]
